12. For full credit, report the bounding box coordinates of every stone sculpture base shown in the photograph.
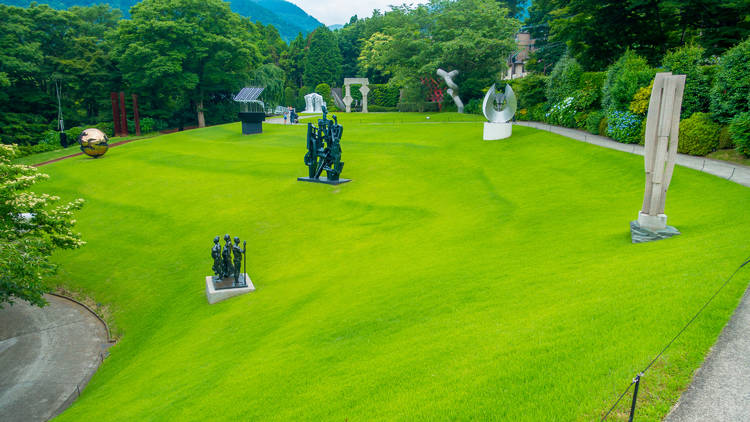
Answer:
[205,274,255,304]
[483,122,512,140]
[630,213,680,243]
[297,177,351,185]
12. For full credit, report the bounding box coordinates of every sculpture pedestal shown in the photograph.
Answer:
[630,212,680,243]
[297,177,351,185]
[238,112,265,135]
[205,275,255,304]
[483,122,512,140]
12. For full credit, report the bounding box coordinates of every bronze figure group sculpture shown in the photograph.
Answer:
[297,106,351,185]
[211,234,247,288]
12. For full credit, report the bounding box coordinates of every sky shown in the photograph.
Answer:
[287,0,430,26]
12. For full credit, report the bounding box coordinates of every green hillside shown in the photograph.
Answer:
[25,113,750,421]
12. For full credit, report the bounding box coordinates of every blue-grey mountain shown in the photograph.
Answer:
[0,0,323,41]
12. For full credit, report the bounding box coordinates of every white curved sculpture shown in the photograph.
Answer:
[303,93,326,113]
[482,84,516,140]
[436,68,464,113]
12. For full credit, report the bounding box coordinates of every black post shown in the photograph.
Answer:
[628,374,642,422]
[243,240,247,287]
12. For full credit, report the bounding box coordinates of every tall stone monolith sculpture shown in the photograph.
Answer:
[631,72,686,243]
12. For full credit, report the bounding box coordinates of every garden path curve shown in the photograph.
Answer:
[513,121,750,188]
[0,294,111,422]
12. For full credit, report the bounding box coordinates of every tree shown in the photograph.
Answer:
[280,32,306,88]
[358,0,520,100]
[0,144,84,308]
[303,26,343,88]
[114,0,262,127]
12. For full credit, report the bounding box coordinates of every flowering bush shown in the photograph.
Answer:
[606,110,643,144]
[629,81,653,115]
[545,97,577,128]
[679,112,721,155]
[1,145,85,308]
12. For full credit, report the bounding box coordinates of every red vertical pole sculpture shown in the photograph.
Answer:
[111,92,121,136]
[119,91,128,136]
[132,93,141,136]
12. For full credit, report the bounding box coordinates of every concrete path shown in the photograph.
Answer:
[514,121,750,188]
[0,294,110,422]
[664,285,750,421]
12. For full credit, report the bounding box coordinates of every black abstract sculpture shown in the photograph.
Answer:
[211,234,247,288]
[298,106,351,185]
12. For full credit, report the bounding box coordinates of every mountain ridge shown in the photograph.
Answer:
[0,0,324,42]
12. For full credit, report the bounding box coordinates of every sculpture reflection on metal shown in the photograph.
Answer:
[436,69,464,113]
[482,84,516,140]
[483,84,517,123]
[77,128,109,157]
[298,106,350,185]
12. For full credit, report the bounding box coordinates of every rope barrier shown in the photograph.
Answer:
[601,255,750,421]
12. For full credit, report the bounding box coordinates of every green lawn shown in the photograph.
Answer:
[32,113,750,421]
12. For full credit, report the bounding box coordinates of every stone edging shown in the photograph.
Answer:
[514,121,750,188]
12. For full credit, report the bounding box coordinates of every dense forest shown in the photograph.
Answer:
[1,0,749,156]
[0,0,322,41]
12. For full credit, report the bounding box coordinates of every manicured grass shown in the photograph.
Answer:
[708,148,750,167]
[32,113,750,421]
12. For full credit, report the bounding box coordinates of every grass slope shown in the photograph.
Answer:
[33,113,750,421]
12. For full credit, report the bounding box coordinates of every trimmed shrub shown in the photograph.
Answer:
[729,112,750,156]
[629,81,653,115]
[606,110,643,144]
[602,50,657,113]
[718,126,734,149]
[585,111,605,135]
[283,87,296,108]
[464,98,483,115]
[663,44,712,118]
[93,122,114,137]
[710,37,750,124]
[367,105,398,112]
[509,74,547,110]
[545,97,577,128]
[397,102,439,112]
[573,72,606,112]
[678,112,721,156]
[598,117,608,136]
[17,142,59,157]
[369,84,400,107]
[65,126,84,142]
[315,83,335,110]
[546,53,583,105]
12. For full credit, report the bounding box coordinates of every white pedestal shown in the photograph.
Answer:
[637,212,668,231]
[205,275,255,304]
[483,122,512,140]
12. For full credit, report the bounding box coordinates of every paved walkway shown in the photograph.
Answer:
[514,121,750,188]
[0,295,110,421]
[664,285,750,421]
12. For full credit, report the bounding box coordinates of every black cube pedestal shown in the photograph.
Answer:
[238,112,265,135]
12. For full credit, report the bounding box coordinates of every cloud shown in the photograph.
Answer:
[287,0,430,26]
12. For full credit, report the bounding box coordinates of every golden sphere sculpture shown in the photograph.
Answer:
[78,128,109,158]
